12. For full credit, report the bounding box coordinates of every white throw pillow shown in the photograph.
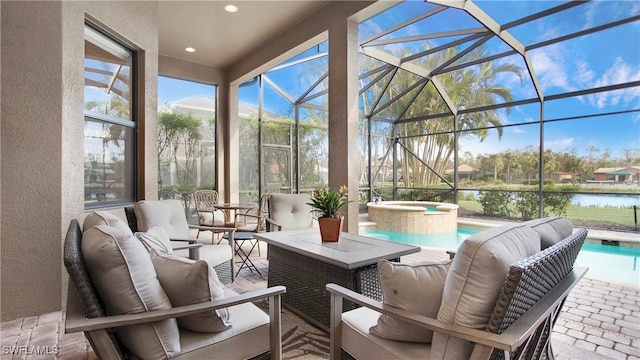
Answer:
[82,225,180,359]
[370,259,451,343]
[83,211,132,235]
[151,250,232,333]
[135,225,173,255]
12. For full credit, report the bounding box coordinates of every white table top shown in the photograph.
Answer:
[255,229,420,269]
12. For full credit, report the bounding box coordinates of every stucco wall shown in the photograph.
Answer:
[1,0,158,321]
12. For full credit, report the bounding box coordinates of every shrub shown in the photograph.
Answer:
[478,189,513,218]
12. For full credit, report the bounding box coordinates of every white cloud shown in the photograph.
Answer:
[588,57,640,109]
[529,45,573,93]
[545,137,575,152]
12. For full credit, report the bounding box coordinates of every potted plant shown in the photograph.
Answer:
[307,185,352,242]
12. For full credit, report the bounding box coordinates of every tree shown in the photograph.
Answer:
[158,112,202,189]
[361,45,523,188]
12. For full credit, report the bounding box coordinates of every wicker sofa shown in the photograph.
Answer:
[326,217,588,360]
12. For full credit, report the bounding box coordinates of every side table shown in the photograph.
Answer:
[223,232,261,277]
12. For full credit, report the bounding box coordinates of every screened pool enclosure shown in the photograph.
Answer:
[238,0,640,229]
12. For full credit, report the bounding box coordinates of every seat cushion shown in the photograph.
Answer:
[524,216,573,249]
[151,251,231,333]
[82,225,180,359]
[135,225,173,255]
[83,211,132,236]
[269,193,314,230]
[134,199,191,238]
[175,289,271,360]
[343,307,432,360]
[431,223,540,360]
[370,259,451,343]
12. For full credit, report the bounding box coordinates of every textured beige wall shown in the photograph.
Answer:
[1,0,158,321]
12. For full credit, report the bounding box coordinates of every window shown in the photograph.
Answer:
[157,76,217,201]
[84,23,136,207]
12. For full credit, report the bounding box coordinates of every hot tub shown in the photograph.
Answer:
[367,201,459,234]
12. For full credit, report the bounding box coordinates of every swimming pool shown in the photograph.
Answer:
[361,228,640,286]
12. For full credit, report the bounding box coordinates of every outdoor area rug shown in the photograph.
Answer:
[253,298,330,360]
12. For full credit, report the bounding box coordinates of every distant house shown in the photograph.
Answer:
[545,171,574,183]
[593,166,640,184]
[445,164,478,182]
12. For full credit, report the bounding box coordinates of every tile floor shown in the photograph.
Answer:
[2,238,639,359]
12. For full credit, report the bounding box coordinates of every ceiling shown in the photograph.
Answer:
[158,1,332,69]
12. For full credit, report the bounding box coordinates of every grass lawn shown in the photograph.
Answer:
[458,200,638,231]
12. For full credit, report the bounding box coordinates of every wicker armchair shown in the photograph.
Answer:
[327,225,588,360]
[64,219,285,360]
[194,190,236,242]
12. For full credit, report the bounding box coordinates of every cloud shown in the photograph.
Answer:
[588,57,640,108]
[545,137,575,152]
[529,45,573,93]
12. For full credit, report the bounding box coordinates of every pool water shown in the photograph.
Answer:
[361,228,640,286]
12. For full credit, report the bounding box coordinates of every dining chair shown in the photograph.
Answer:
[233,194,270,256]
[193,190,235,243]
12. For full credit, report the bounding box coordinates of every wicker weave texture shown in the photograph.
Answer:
[267,246,386,328]
[487,228,588,360]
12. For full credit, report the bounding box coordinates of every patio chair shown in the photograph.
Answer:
[125,199,236,284]
[193,190,236,243]
[326,221,588,360]
[233,193,270,256]
[265,193,314,232]
[64,218,285,360]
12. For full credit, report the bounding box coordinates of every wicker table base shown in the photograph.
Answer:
[268,245,397,331]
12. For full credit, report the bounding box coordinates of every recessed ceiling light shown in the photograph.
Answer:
[185,47,196,53]
[224,4,238,13]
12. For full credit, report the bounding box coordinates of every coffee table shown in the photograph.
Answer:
[254,229,420,331]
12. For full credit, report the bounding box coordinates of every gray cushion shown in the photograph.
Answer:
[524,216,573,249]
[370,259,451,343]
[431,223,541,360]
[82,225,180,359]
[134,199,191,238]
[343,307,432,360]
[269,193,314,230]
[151,250,231,333]
[83,211,132,235]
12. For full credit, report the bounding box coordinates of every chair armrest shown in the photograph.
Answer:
[172,243,202,251]
[265,216,281,231]
[170,237,197,244]
[326,267,587,359]
[66,285,286,333]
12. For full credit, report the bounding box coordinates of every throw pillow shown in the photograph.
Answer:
[524,216,573,249]
[151,250,232,333]
[83,211,132,235]
[431,223,540,360]
[82,225,180,358]
[135,225,173,255]
[370,259,451,343]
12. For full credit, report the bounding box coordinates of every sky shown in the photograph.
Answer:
[158,0,640,162]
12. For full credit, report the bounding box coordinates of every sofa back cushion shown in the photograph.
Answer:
[134,199,191,239]
[524,216,573,249]
[431,223,541,359]
[82,224,181,358]
[269,193,314,230]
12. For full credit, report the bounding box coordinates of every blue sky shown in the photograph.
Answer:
[158,0,640,162]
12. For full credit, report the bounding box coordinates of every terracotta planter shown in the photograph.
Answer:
[318,216,343,242]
